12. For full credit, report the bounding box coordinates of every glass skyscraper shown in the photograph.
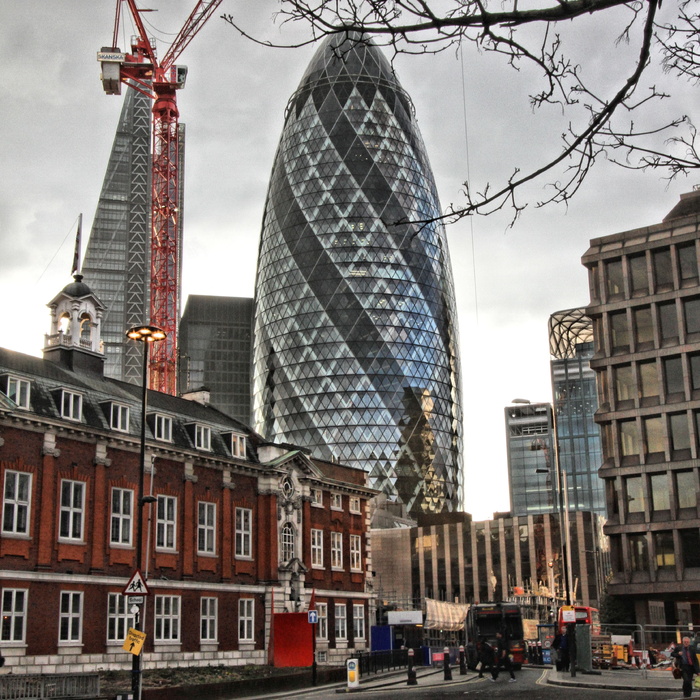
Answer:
[506,402,557,516]
[549,308,605,516]
[253,34,463,515]
[179,295,254,425]
[81,88,184,385]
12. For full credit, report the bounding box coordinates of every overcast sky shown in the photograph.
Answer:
[1,1,695,519]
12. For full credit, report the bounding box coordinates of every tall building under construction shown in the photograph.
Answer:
[81,89,184,385]
[252,34,463,516]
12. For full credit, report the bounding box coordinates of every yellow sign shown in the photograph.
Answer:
[123,627,146,656]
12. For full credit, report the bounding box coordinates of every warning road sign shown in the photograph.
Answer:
[123,570,149,596]
[123,627,146,656]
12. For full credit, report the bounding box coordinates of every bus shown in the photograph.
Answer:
[557,605,601,635]
[465,602,526,670]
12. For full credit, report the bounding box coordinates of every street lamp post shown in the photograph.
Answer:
[126,325,167,700]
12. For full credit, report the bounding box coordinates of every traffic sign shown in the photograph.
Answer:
[123,627,146,656]
[123,570,149,596]
[308,610,318,624]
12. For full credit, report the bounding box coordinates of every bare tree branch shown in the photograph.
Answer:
[223,0,699,223]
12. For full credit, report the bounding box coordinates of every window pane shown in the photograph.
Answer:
[677,471,697,509]
[678,244,699,285]
[684,298,700,335]
[620,421,639,457]
[626,476,645,513]
[639,361,659,398]
[629,534,648,571]
[690,355,700,391]
[680,529,700,568]
[659,302,679,342]
[653,249,673,289]
[650,473,670,511]
[629,254,649,295]
[654,531,675,569]
[614,365,635,401]
[605,259,624,297]
[664,357,684,396]
[670,413,691,451]
[634,307,654,345]
[611,312,629,350]
[643,417,664,455]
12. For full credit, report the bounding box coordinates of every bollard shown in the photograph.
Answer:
[443,646,453,681]
[459,645,467,675]
[407,648,418,685]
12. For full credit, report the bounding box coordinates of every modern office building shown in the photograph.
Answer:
[81,88,185,386]
[582,188,700,625]
[178,295,254,424]
[252,33,463,517]
[506,402,557,517]
[371,510,607,616]
[549,308,605,516]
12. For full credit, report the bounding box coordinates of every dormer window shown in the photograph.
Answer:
[110,403,130,432]
[61,390,82,421]
[2,375,31,410]
[195,424,211,451]
[154,414,172,442]
[228,433,246,458]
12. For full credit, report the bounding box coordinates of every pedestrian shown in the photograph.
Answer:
[672,636,700,698]
[476,636,494,678]
[490,630,516,683]
[551,632,562,671]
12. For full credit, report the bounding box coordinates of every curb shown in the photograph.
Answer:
[547,674,679,693]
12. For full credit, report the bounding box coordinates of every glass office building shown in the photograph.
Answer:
[549,308,605,516]
[506,402,557,516]
[179,295,254,425]
[253,34,463,515]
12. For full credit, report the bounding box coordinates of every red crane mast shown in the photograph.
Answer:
[98,0,222,394]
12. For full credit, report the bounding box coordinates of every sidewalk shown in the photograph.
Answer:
[343,665,683,694]
[237,664,682,698]
[547,666,680,693]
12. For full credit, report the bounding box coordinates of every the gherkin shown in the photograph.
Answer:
[253,34,463,515]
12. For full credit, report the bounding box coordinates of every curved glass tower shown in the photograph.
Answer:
[253,34,463,515]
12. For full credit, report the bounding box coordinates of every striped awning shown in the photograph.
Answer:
[424,598,470,631]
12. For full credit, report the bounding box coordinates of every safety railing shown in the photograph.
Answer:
[353,648,411,676]
[0,672,99,699]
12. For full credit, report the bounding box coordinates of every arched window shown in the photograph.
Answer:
[281,523,295,562]
[79,314,92,343]
[58,313,70,334]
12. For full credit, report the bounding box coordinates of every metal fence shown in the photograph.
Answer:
[0,673,99,699]
[354,648,410,676]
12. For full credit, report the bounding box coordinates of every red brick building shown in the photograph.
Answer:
[0,276,376,674]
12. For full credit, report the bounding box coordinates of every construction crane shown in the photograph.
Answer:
[97,0,223,395]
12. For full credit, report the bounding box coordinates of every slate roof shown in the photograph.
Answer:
[0,346,259,462]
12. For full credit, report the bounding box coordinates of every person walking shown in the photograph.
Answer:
[490,631,516,683]
[476,636,494,678]
[672,636,700,698]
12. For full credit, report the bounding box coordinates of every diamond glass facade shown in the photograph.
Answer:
[253,35,463,515]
